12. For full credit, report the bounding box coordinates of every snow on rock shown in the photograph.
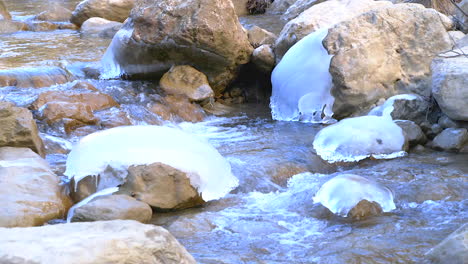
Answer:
[313,174,396,216]
[313,115,407,163]
[270,28,335,123]
[64,125,239,201]
[368,94,419,118]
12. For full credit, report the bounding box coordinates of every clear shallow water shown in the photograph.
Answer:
[1,2,467,263]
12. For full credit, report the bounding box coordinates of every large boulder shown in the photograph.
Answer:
[431,45,468,121]
[101,0,253,94]
[275,0,391,61]
[71,0,135,26]
[0,102,45,157]
[119,162,205,211]
[0,220,196,264]
[159,65,214,102]
[425,224,468,264]
[0,147,70,227]
[323,3,453,117]
[71,194,152,223]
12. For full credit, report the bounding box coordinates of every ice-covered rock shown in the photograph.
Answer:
[368,94,429,123]
[313,115,407,163]
[313,174,396,217]
[65,125,239,201]
[270,28,334,123]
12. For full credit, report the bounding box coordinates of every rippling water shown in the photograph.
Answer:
[1,1,467,263]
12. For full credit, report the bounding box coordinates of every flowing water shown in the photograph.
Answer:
[1,1,467,263]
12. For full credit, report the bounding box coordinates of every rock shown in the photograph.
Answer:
[431,46,468,121]
[275,0,391,61]
[246,0,273,14]
[0,220,196,264]
[102,0,253,94]
[159,65,214,102]
[38,102,98,125]
[281,0,325,21]
[247,26,277,47]
[40,133,73,155]
[232,0,249,16]
[438,115,459,129]
[252,44,275,72]
[267,0,297,14]
[80,17,123,38]
[323,3,453,118]
[119,162,205,211]
[0,67,71,88]
[34,5,72,22]
[149,95,206,123]
[0,0,11,20]
[94,108,132,128]
[26,21,60,31]
[395,120,427,147]
[71,80,98,91]
[432,128,468,151]
[347,199,383,220]
[71,0,135,26]
[448,31,466,45]
[0,20,28,33]
[0,147,70,227]
[0,102,45,157]
[455,0,468,33]
[71,195,152,223]
[425,224,468,264]
[368,94,430,124]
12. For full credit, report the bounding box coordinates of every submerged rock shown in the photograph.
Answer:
[71,194,152,223]
[0,147,70,227]
[71,0,134,26]
[313,115,407,163]
[431,45,468,121]
[432,128,468,151]
[0,102,45,157]
[0,67,72,88]
[313,174,396,217]
[159,66,214,102]
[324,3,452,117]
[101,0,253,94]
[0,220,196,264]
[425,224,468,264]
[149,95,206,123]
[120,162,205,210]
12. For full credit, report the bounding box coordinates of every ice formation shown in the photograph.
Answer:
[64,125,239,201]
[368,94,419,118]
[313,115,407,163]
[313,174,396,216]
[270,28,335,123]
[100,28,131,79]
[66,187,119,223]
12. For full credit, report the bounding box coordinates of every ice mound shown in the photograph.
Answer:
[313,115,407,163]
[313,174,396,216]
[368,94,419,118]
[64,125,239,201]
[270,28,335,123]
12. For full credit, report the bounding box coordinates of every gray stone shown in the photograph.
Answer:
[0,220,196,264]
[71,0,134,26]
[395,120,427,147]
[71,194,152,223]
[438,115,459,129]
[432,128,468,151]
[80,17,122,38]
[252,44,275,72]
[247,26,277,47]
[425,224,468,264]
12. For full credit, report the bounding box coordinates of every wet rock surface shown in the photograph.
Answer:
[432,128,468,151]
[71,0,134,26]
[159,66,214,102]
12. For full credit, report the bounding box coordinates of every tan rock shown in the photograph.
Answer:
[0,0,11,20]
[0,20,28,33]
[80,17,123,38]
[27,21,60,31]
[34,4,72,22]
[0,147,70,227]
[347,199,383,220]
[0,102,45,157]
[425,224,468,264]
[105,0,253,94]
[32,90,119,112]
[252,44,275,72]
[119,162,205,210]
[94,108,132,128]
[232,0,249,16]
[71,0,135,26]
[275,0,391,61]
[247,26,277,47]
[0,220,196,264]
[71,195,152,223]
[160,65,214,102]
[39,102,98,125]
[71,80,98,91]
[149,95,206,123]
[323,3,453,117]
[0,67,71,88]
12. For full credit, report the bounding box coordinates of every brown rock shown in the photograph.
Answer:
[71,0,135,26]
[71,194,152,223]
[0,102,45,157]
[323,3,453,117]
[32,90,119,112]
[247,26,277,47]
[347,199,383,220]
[27,21,60,31]
[231,0,249,16]
[39,102,98,125]
[70,80,98,91]
[252,44,275,72]
[119,162,205,210]
[0,147,71,227]
[0,67,71,88]
[0,20,27,34]
[34,4,73,22]
[0,220,197,264]
[94,108,132,128]
[105,0,253,94]
[160,65,214,102]
[149,95,205,123]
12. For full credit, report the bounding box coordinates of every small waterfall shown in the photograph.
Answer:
[100,28,132,79]
[270,28,335,123]
[66,186,119,223]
